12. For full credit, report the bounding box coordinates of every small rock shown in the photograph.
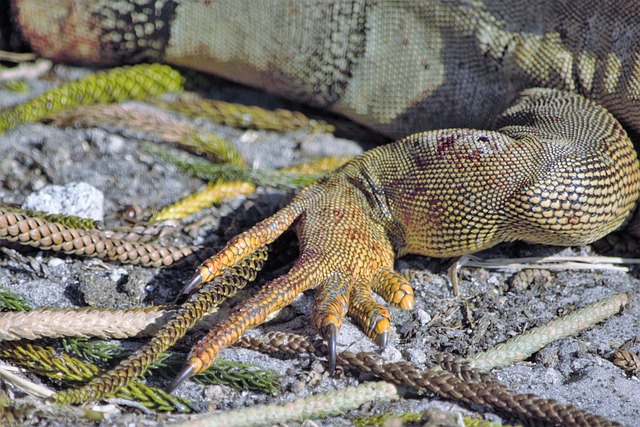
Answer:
[46,257,65,268]
[289,380,306,394]
[88,128,125,154]
[23,181,104,221]
[414,309,432,326]
[310,360,326,373]
[541,367,564,385]
[300,133,363,157]
[404,348,427,365]
[109,268,128,283]
[381,345,402,362]
[105,133,126,154]
[203,385,225,401]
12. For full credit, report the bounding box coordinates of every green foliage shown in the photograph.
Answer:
[154,93,334,133]
[38,212,97,230]
[150,352,280,394]
[0,341,193,412]
[61,338,123,366]
[353,411,421,427]
[114,381,193,413]
[53,247,269,405]
[0,79,29,93]
[462,417,523,427]
[194,358,280,394]
[183,132,246,167]
[0,341,99,383]
[144,350,174,373]
[0,286,32,312]
[354,411,521,427]
[0,64,184,133]
[1,204,98,230]
[143,143,322,189]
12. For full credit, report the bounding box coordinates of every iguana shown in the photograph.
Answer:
[5,0,640,422]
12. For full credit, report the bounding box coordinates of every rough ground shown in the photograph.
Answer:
[0,64,639,427]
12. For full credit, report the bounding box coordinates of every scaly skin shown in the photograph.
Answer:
[6,0,640,391]
[177,89,640,384]
[10,1,640,138]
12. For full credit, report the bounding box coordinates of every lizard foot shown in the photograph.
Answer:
[169,161,417,390]
[310,267,414,370]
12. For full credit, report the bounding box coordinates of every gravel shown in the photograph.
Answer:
[0,64,638,426]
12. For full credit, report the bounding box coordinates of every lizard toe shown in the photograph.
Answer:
[371,268,415,310]
[311,271,350,370]
[349,280,392,346]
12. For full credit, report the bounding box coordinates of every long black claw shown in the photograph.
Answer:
[325,324,337,374]
[176,272,203,303]
[375,330,388,349]
[167,364,196,393]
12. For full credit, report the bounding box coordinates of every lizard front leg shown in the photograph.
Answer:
[170,88,640,390]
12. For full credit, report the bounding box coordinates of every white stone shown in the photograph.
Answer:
[23,182,105,221]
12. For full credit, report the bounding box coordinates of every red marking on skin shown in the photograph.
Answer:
[346,228,367,241]
[468,148,482,160]
[612,120,622,132]
[435,131,485,169]
[399,193,444,230]
[17,11,108,65]
[567,211,581,225]
[413,150,433,170]
[435,134,457,159]
[422,195,445,229]
[330,209,344,224]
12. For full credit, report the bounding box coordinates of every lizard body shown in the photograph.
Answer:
[5,0,640,412]
[10,0,640,138]
[179,87,640,378]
